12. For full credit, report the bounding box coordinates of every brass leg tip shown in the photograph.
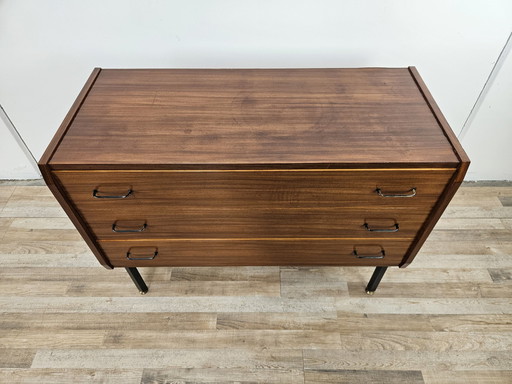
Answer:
[366,290,375,295]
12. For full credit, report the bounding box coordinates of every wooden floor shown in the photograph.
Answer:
[0,181,511,383]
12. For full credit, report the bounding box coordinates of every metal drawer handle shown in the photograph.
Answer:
[376,187,416,198]
[126,249,158,261]
[363,223,399,233]
[112,223,147,233]
[93,189,133,199]
[353,249,385,259]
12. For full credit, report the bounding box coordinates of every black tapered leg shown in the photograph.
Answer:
[125,267,148,295]
[365,266,388,295]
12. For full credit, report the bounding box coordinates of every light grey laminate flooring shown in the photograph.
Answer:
[0,183,511,383]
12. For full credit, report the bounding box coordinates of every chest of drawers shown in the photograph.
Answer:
[39,67,469,294]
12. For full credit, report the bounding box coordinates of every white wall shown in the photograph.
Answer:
[462,39,512,181]
[0,0,511,179]
[0,115,39,179]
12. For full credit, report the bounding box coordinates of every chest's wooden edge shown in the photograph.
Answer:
[399,164,465,268]
[38,67,102,171]
[46,163,462,171]
[408,66,470,182]
[39,67,467,271]
[37,68,112,269]
[39,167,112,269]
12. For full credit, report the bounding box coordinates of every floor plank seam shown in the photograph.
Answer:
[1,185,512,382]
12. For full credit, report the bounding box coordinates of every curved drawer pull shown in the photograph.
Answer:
[126,248,158,261]
[93,189,133,199]
[353,249,385,259]
[375,187,416,198]
[112,223,147,233]
[363,223,399,233]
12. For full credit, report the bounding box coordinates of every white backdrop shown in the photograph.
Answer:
[1,0,511,179]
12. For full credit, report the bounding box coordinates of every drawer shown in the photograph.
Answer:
[99,239,412,267]
[55,169,452,240]
[83,207,429,239]
[54,169,455,210]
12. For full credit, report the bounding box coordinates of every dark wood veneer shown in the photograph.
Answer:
[100,239,410,268]
[48,68,459,169]
[38,68,113,269]
[39,67,469,290]
[399,68,470,267]
[53,169,454,242]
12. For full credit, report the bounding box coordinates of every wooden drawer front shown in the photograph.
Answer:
[83,208,428,239]
[55,169,453,240]
[100,239,412,267]
[55,169,455,209]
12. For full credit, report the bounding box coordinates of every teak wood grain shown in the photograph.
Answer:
[73,209,429,240]
[54,169,453,241]
[400,68,470,266]
[99,239,410,267]
[54,169,455,207]
[37,68,111,268]
[48,68,459,169]
[39,67,469,272]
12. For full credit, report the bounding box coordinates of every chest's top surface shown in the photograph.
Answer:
[48,68,461,168]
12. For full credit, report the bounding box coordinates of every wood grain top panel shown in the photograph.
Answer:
[48,68,459,168]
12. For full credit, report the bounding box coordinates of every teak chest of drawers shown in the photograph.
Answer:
[39,67,469,294]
